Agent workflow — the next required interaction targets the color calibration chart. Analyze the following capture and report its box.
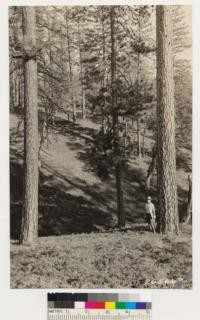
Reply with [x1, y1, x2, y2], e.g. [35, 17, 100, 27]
[48, 293, 152, 320]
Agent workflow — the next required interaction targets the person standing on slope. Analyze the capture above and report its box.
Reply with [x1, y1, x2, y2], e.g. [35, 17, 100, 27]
[145, 196, 156, 233]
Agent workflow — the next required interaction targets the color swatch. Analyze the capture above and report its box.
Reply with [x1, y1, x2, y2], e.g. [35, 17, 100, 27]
[48, 293, 152, 320]
[47, 292, 152, 310]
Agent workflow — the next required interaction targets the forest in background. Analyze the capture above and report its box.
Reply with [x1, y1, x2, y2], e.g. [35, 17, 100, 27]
[10, 5, 192, 145]
[10, 6, 192, 288]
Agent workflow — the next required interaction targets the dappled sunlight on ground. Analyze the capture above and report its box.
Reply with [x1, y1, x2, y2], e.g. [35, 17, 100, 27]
[10, 112, 192, 288]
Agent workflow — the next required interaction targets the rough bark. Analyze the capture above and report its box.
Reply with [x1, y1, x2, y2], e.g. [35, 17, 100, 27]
[47, 22, 55, 125]
[156, 5, 179, 234]
[20, 6, 38, 243]
[110, 6, 125, 229]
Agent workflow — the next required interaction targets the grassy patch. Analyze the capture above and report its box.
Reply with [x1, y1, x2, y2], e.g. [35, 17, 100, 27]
[11, 226, 192, 289]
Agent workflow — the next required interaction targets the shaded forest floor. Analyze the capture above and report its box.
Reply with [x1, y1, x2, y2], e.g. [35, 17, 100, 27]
[10, 111, 192, 288]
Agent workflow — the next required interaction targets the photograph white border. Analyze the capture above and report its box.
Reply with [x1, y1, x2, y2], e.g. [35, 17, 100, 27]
[1, 1, 199, 319]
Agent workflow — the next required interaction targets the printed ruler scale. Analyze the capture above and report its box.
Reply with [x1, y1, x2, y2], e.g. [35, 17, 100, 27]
[48, 309, 151, 320]
[48, 293, 152, 320]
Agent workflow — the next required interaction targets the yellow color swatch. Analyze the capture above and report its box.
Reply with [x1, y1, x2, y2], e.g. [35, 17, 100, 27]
[105, 302, 116, 309]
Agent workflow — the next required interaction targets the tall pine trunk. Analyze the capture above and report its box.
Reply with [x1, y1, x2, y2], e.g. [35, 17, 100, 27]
[20, 7, 38, 243]
[47, 23, 55, 125]
[101, 7, 106, 132]
[65, 10, 76, 123]
[136, 11, 142, 159]
[156, 6, 179, 234]
[110, 6, 125, 229]
[77, 19, 86, 119]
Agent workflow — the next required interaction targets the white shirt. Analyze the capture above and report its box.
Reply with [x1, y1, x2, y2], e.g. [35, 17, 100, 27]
[145, 202, 156, 219]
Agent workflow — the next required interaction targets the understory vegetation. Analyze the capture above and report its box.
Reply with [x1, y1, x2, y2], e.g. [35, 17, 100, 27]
[11, 225, 192, 289]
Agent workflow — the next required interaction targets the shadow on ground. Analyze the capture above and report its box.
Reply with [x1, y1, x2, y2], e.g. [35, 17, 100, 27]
[10, 157, 115, 239]
[10, 153, 147, 240]
[10, 113, 190, 239]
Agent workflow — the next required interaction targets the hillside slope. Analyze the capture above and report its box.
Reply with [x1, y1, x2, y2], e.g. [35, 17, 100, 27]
[10, 112, 192, 288]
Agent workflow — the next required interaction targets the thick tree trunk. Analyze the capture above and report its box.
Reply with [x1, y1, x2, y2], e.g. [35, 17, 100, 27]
[156, 6, 179, 234]
[20, 7, 38, 243]
[110, 6, 125, 229]
[47, 23, 55, 125]
[101, 8, 106, 132]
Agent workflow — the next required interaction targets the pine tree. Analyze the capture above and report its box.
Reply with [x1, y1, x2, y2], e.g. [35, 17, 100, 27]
[110, 6, 125, 229]
[156, 5, 179, 234]
[20, 6, 39, 243]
